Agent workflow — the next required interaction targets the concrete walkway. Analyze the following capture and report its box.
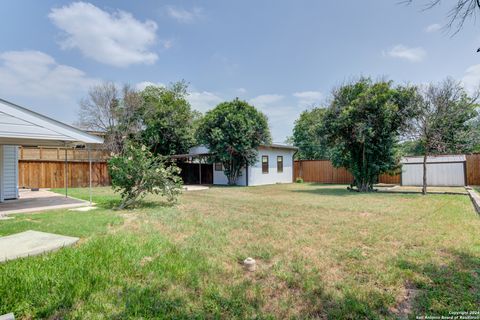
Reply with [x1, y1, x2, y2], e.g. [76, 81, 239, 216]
[0, 230, 79, 262]
[183, 185, 210, 191]
[0, 189, 89, 215]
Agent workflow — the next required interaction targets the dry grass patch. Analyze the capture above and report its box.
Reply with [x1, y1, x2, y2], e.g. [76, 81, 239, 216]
[1, 184, 479, 319]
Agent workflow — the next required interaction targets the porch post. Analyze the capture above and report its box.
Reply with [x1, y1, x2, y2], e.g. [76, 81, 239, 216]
[88, 144, 92, 206]
[199, 157, 202, 185]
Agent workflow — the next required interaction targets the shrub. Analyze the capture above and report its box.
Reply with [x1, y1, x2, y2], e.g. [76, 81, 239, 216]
[108, 142, 183, 209]
[296, 177, 304, 183]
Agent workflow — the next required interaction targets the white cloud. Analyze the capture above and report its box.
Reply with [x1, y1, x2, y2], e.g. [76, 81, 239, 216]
[462, 64, 480, 93]
[49, 2, 158, 67]
[425, 23, 442, 33]
[248, 94, 299, 143]
[135, 81, 165, 91]
[161, 39, 174, 49]
[385, 45, 426, 62]
[187, 91, 223, 112]
[293, 91, 323, 107]
[0, 50, 99, 123]
[249, 94, 284, 107]
[236, 88, 247, 94]
[0, 50, 97, 99]
[166, 6, 204, 23]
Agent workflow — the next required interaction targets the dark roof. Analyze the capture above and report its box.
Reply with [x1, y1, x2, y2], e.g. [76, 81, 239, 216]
[259, 144, 298, 151]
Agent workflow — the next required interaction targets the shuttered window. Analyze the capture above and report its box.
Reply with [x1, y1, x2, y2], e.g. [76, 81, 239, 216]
[262, 155, 269, 174]
[214, 163, 223, 171]
[277, 156, 283, 173]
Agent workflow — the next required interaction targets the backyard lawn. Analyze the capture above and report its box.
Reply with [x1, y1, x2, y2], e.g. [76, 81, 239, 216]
[0, 184, 479, 319]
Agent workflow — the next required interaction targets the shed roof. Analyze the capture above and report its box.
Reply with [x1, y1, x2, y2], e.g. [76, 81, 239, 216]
[0, 98, 103, 146]
[173, 144, 297, 159]
[401, 155, 466, 164]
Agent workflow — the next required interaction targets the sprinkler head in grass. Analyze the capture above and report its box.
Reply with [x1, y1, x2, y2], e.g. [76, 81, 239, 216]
[243, 257, 256, 272]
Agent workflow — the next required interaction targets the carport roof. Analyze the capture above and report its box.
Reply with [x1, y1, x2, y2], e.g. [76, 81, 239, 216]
[0, 98, 103, 146]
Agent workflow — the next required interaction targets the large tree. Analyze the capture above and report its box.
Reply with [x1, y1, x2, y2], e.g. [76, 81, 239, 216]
[292, 107, 330, 160]
[140, 81, 200, 156]
[196, 98, 271, 185]
[407, 78, 478, 194]
[77, 82, 142, 153]
[321, 78, 417, 192]
[405, 1, 480, 36]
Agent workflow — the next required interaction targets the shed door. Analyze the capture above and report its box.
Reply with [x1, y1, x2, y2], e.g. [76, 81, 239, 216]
[2, 145, 18, 199]
[402, 162, 465, 186]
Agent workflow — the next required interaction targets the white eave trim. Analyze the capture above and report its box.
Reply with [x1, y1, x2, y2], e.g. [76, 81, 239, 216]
[0, 98, 103, 145]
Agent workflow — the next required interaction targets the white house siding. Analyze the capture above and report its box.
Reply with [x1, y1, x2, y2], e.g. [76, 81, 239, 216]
[212, 146, 295, 186]
[0, 145, 19, 202]
[2, 145, 19, 199]
[401, 155, 466, 186]
[248, 147, 295, 186]
[213, 166, 247, 186]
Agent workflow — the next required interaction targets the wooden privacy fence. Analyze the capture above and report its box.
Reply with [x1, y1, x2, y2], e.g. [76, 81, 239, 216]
[466, 154, 480, 185]
[294, 160, 401, 185]
[18, 147, 111, 189]
[294, 155, 480, 185]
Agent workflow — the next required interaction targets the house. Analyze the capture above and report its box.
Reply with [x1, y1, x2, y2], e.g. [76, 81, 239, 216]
[174, 144, 298, 186]
[0, 98, 103, 202]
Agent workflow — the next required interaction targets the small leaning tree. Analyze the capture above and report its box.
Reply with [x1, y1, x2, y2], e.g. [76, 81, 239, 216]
[196, 98, 271, 185]
[408, 78, 479, 195]
[321, 78, 417, 192]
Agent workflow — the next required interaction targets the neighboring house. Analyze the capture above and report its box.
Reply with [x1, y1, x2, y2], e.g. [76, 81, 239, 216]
[174, 144, 298, 186]
[0, 98, 103, 202]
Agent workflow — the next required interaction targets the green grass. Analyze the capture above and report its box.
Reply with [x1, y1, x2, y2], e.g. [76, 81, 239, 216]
[0, 184, 479, 319]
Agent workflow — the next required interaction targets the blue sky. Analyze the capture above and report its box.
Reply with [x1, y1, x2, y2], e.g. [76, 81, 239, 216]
[0, 1, 479, 142]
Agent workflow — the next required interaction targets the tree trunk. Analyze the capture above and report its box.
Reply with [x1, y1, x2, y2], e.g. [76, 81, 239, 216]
[422, 152, 428, 195]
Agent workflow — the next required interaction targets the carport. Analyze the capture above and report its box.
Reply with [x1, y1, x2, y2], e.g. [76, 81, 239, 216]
[0, 98, 103, 211]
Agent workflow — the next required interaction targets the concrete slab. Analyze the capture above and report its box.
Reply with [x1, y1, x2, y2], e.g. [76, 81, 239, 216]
[0, 313, 15, 320]
[0, 230, 79, 262]
[183, 185, 209, 191]
[466, 187, 480, 214]
[0, 189, 89, 215]
[69, 206, 98, 212]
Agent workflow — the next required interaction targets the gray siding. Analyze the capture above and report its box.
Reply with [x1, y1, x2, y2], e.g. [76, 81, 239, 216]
[2, 145, 18, 199]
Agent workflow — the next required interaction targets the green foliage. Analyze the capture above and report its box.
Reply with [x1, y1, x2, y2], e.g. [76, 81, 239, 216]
[108, 142, 183, 209]
[140, 81, 200, 156]
[407, 79, 479, 194]
[196, 98, 271, 185]
[322, 78, 416, 192]
[293, 107, 330, 160]
[398, 140, 425, 156]
[295, 177, 304, 183]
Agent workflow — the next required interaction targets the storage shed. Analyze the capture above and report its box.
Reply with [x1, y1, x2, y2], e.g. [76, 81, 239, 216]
[401, 155, 466, 186]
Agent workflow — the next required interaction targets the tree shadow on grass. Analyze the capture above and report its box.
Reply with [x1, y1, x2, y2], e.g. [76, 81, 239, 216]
[394, 249, 480, 318]
[291, 185, 362, 197]
[96, 198, 174, 211]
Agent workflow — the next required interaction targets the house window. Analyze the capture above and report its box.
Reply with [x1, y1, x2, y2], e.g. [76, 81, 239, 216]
[215, 163, 223, 171]
[262, 155, 269, 174]
[277, 156, 283, 173]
